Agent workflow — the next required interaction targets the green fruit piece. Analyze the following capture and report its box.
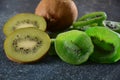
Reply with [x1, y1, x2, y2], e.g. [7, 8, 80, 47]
[72, 12, 107, 30]
[48, 39, 57, 56]
[85, 27, 120, 63]
[3, 13, 46, 36]
[4, 27, 51, 63]
[104, 20, 120, 33]
[55, 30, 94, 65]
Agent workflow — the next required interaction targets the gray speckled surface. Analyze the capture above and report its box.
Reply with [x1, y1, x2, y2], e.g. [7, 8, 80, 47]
[0, 0, 120, 80]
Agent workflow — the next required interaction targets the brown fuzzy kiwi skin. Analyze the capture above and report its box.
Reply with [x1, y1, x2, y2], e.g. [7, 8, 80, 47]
[35, 0, 78, 32]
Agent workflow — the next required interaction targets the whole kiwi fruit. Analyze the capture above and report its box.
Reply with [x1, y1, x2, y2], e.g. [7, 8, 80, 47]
[35, 0, 78, 32]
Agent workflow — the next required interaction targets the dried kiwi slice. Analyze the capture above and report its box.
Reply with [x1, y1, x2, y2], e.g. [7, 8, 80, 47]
[4, 27, 51, 63]
[104, 20, 120, 33]
[3, 13, 46, 36]
[85, 27, 120, 63]
[55, 30, 94, 65]
[48, 39, 57, 56]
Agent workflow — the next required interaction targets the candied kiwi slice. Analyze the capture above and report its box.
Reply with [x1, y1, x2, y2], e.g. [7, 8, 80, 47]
[48, 39, 57, 56]
[3, 13, 46, 36]
[4, 27, 51, 63]
[104, 20, 120, 33]
[85, 27, 120, 63]
[55, 30, 94, 65]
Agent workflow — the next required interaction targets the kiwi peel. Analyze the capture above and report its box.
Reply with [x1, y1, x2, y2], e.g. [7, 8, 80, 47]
[3, 13, 46, 36]
[55, 30, 94, 65]
[4, 27, 51, 63]
[35, 0, 78, 32]
[85, 27, 120, 63]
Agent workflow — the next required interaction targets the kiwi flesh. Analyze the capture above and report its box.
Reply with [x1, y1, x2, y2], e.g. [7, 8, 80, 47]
[85, 27, 120, 63]
[48, 39, 57, 56]
[4, 27, 51, 63]
[3, 13, 46, 36]
[104, 20, 120, 33]
[55, 30, 94, 65]
[35, 0, 78, 32]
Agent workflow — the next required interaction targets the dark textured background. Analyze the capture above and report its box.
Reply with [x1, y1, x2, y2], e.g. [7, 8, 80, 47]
[0, 0, 120, 80]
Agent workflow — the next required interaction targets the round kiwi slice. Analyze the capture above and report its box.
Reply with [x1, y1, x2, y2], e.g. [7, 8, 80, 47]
[104, 20, 120, 33]
[3, 13, 46, 36]
[4, 27, 51, 63]
[55, 30, 94, 65]
[48, 39, 57, 56]
[85, 27, 120, 63]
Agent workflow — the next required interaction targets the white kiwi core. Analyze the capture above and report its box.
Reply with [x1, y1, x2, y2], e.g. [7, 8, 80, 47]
[17, 40, 37, 49]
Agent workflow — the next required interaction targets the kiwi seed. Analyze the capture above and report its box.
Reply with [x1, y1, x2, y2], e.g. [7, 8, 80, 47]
[12, 35, 42, 54]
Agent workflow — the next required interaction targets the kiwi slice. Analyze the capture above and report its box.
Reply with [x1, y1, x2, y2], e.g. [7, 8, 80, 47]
[48, 39, 57, 56]
[3, 13, 46, 36]
[55, 30, 94, 65]
[104, 20, 120, 33]
[4, 27, 51, 63]
[85, 27, 120, 63]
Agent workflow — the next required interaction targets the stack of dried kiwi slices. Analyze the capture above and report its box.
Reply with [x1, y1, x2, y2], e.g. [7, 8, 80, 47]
[3, 13, 51, 63]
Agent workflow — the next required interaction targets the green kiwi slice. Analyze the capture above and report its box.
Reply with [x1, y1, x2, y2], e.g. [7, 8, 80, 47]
[3, 13, 46, 36]
[4, 27, 51, 63]
[48, 39, 57, 56]
[85, 27, 120, 63]
[55, 30, 94, 65]
[104, 20, 120, 33]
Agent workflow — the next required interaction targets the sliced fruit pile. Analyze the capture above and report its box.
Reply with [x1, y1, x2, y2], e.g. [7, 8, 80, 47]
[3, 13, 51, 63]
[2, 0, 120, 65]
[48, 11, 120, 65]
[3, 11, 120, 65]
